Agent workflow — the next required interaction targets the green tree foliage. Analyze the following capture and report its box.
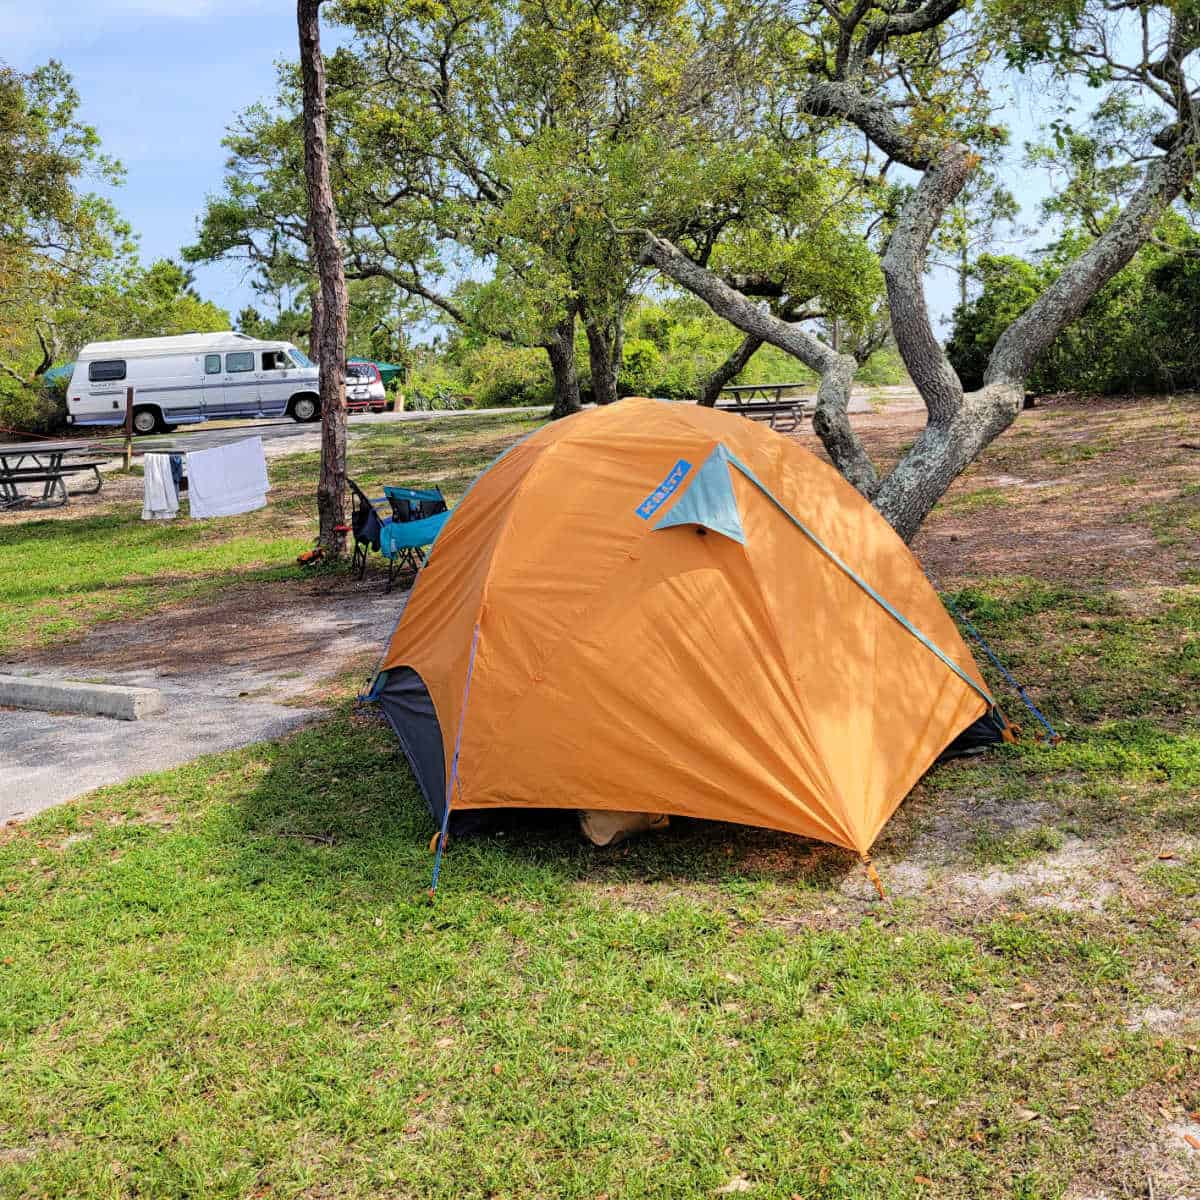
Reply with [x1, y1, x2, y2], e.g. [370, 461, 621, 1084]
[0, 61, 131, 402]
[946, 255, 1042, 392]
[238, 277, 414, 366]
[190, 0, 885, 413]
[0, 62, 228, 432]
[96, 260, 228, 343]
[411, 297, 905, 406]
[949, 88, 1200, 397]
[948, 227, 1200, 396]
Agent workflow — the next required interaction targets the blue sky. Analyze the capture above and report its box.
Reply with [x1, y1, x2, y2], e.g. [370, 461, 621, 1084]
[2, 0, 331, 321]
[4, 0, 1062, 337]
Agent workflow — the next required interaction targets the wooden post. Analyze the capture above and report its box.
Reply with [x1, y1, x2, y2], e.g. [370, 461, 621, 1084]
[123, 387, 133, 472]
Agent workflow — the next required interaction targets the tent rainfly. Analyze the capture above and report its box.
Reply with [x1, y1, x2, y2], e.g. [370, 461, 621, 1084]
[369, 397, 1006, 872]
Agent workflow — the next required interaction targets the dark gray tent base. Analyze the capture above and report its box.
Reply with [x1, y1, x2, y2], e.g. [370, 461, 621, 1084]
[375, 668, 447, 824]
[937, 709, 1008, 760]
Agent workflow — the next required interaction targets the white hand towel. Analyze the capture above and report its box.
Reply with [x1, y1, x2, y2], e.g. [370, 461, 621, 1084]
[141, 453, 179, 520]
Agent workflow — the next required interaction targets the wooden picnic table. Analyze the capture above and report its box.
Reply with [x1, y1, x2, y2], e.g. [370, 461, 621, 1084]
[714, 383, 812, 432]
[0, 439, 117, 510]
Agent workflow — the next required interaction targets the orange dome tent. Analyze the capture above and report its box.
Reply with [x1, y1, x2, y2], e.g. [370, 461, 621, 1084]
[370, 397, 1004, 863]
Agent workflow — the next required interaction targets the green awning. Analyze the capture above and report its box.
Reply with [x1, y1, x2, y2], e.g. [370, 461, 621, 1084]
[349, 358, 405, 386]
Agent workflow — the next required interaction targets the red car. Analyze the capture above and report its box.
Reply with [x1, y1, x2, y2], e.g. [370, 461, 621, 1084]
[345, 362, 388, 413]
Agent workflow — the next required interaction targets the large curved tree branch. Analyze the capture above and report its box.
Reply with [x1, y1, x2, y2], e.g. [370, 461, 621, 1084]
[853, 0, 965, 72]
[803, 81, 931, 168]
[697, 333, 763, 406]
[869, 135, 1199, 541]
[347, 260, 467, 326]
[881, 142, 974, 422]
[32, 319, 57, 380]
[632, 227, 880, 496]
[986, 138, 1197, 386]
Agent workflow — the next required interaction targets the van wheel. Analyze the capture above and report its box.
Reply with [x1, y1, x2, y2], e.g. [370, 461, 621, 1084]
[132, 407, 164, 435]
[290, 395, 320, 423]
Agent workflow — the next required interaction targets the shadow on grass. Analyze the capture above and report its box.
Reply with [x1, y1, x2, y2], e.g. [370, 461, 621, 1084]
[227, 708, 862, 908]
[226, 700, 1200, 914]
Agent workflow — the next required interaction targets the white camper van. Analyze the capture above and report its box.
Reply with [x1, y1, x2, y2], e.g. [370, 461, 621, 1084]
[65, 332, 322, 434]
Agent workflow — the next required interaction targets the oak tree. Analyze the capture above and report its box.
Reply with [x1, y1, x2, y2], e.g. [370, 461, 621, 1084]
[633, 0, 1200, 540]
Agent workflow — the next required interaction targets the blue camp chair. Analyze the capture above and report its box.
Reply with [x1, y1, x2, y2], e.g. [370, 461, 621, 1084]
[380, 485, 451, 591]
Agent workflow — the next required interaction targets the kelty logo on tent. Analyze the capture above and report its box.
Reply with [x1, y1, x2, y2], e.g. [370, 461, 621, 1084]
[635, 459, 692, 519]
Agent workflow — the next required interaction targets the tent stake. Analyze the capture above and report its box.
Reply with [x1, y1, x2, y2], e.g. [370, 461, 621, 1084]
[861, 855, 887, 902]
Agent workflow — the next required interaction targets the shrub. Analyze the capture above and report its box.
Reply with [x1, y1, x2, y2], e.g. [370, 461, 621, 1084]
[0, 378, 67, 436]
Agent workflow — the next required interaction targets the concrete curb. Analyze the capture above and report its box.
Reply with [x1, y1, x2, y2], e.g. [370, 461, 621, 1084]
[0, 674, 165, 721]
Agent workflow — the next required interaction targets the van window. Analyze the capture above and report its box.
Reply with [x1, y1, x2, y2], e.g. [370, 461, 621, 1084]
[290, 347, 314, 368]
[205, 354, 222, 375]
[88, 360, 126, 383]
[226, 352, 254, 373]
[261, 350, 288, 371]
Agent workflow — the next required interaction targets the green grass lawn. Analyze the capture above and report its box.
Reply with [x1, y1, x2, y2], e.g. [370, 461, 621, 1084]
[0, 413, 540, 655]
[0, 694, 1193, 1200]
[1, 400, 1198, 1198]
[0, 651, 1196, 1198]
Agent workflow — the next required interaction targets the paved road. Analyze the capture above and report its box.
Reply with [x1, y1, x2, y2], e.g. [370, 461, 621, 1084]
[52, 390, 887, 458]
[132, 405, 551, 454]
[0, 688, 316, 824]
[0, 589, 403, 824]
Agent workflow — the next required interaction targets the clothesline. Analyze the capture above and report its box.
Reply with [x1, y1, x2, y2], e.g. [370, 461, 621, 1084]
[141, 437, 270, 522]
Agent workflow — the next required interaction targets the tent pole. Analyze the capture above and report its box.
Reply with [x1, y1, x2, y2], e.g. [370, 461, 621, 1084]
[429, 621, 482, 899]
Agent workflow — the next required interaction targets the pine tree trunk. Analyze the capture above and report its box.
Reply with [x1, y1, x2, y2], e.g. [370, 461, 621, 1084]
[298, 0, 349, 557]
[546, 311, 582, 419]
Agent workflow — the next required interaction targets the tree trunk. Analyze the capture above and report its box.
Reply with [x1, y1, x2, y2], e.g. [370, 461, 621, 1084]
[869, 381, 1023, 540]
[298, 0, 349, 558]
[546, 311, 582, 420]
[698, 334, 762, 406]
[585, 320, 619, 405]
[309, 276, 323, 357]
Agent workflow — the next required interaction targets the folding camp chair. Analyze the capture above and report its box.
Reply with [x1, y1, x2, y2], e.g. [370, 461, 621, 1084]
[384, 485, 448, 525]
[348, 478, 391, 580]
[381, 485, 451, 592]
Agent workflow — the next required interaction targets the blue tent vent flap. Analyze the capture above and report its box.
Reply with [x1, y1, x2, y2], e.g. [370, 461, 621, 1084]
[653, 443, 745, 544]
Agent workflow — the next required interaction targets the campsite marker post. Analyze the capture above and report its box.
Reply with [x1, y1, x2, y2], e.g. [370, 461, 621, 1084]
[123, 387, 134, 472]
